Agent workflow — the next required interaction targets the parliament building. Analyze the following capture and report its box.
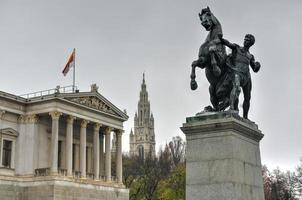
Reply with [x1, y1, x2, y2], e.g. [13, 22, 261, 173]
[0, 84, 129, 200]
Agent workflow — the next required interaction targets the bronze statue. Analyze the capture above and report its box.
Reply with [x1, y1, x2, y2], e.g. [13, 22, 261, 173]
[190, 7, 227, 112]
[217, 34, 260, 119]
[190, 7, 260, 119]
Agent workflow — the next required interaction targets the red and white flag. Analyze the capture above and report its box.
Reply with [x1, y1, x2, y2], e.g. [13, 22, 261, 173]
[62, 49, 75, 76]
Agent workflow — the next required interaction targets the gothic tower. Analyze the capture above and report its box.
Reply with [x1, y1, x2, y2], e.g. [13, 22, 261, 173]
[129, 74, 156, 159]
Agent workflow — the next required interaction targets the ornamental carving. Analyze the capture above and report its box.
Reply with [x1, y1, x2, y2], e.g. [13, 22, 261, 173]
[0, 128, 19, 137]
[18, 114, 39, 123]
[68, 97, 115, 115]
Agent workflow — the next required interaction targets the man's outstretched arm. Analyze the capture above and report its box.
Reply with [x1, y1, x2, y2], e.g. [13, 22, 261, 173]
[218, 35, 237, 50]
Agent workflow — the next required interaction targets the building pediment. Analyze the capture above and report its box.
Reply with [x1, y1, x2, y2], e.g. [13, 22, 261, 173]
[0, 128, 19, 137]
[68, 96, 115, 114]
[63, 94, 127, 120]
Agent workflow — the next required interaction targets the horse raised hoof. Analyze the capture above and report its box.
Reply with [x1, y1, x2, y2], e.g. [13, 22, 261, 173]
[190, 79, 198, 90]
[213, 65, 221, 77]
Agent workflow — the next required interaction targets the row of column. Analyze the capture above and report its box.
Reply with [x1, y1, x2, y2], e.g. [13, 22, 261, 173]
[49, 111, 123, 184]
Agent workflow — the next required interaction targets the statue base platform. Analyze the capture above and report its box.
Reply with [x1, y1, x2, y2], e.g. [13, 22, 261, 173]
[181, 111, 265, 200]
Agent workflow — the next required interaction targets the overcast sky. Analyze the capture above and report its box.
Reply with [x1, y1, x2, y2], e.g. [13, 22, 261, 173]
[0, 0, 301, 171]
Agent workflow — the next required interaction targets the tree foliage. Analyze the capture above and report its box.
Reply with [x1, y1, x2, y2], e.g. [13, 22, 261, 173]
[123, 136, 186, 200]
[262, 161, 302, 200]
[123, 135, 302, 200]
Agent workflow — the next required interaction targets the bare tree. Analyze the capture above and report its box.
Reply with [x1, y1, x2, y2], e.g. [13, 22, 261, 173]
[295, 159, 302, 198]
[262, 166, 299, 200]
[168, 136, 185, 167]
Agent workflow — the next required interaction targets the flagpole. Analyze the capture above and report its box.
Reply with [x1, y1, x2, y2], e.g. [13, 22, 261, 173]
[73, 48, 76, 92]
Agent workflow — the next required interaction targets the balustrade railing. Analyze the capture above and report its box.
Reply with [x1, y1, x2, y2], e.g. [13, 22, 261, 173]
[111, 176, 116, 182]
[19, 85, 77, 99]
[35, 168, 50, 176]
[58, 168, 67, 176]
[73, 171, 81, 179]
[33, 168, 118, 183]
[86, 172, 94, 179]
[99, 175, 106, 181]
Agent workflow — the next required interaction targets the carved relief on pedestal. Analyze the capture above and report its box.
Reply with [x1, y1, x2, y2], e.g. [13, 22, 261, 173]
[68, 97, 115, 115]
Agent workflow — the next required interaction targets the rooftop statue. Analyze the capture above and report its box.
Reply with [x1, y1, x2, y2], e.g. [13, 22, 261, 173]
[190, 7, 260, 119]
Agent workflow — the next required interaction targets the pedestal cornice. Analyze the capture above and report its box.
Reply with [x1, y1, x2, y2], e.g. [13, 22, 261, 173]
[181, 111, 264, 142]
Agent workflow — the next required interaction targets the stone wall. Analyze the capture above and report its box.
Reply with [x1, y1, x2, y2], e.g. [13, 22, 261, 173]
[0, 183, 23, 200]
[52, 185, 128, 200]
[0, 178, 129, 200]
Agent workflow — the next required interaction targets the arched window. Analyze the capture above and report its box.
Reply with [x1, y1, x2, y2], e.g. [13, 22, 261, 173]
[140, 110, 143, 124]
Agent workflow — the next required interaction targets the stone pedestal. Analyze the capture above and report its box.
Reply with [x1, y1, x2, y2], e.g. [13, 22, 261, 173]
[181, 111, 265, 200]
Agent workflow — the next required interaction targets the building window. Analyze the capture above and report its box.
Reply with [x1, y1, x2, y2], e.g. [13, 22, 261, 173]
[0, 128, 18, 169]
[140, 110, 143, 124]
[138, 145, 144, 160]
[2, 140, 12, 168]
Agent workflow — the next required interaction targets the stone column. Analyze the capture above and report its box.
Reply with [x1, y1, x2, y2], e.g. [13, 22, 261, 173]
[93, 123, 101, 179]
[180, 111, 265, 200]
[27, 115, 39, 172]
[80, 120, 89, 178]
[116, 130, 123, 184]
[49, 111, 62, 174]
[66, 115, 75, 176]
[105, 127, 112, 182]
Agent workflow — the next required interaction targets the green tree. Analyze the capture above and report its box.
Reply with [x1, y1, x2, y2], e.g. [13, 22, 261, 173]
[123, 136, 185, 200]
[157, 163, 185, 200]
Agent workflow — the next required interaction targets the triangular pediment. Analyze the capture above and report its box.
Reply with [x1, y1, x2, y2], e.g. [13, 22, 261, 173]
[62, 94, 128, 120]
[0, 128, 19, 137]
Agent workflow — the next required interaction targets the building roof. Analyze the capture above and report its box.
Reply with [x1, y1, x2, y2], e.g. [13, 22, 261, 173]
[0, 85, 128, 122]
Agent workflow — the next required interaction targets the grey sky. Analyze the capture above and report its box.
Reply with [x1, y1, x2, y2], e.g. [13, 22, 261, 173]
[0, 0, 301, 171]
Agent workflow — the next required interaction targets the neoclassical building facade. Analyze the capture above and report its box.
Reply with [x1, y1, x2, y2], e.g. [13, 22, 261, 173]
[0, 84, 128, 200]
[129, 74, 156, 159]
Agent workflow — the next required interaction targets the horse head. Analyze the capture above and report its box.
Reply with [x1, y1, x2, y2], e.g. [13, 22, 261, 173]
[199, 7, 220, 32]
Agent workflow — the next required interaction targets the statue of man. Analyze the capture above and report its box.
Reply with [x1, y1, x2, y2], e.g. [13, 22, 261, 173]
[217, 34, 260, 119]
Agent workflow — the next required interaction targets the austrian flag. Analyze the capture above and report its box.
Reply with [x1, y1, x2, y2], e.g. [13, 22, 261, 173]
[62, 49, 75, 76]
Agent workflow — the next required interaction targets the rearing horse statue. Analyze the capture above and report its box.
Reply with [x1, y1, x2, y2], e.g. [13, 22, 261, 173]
[190, 7, 227, 111]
